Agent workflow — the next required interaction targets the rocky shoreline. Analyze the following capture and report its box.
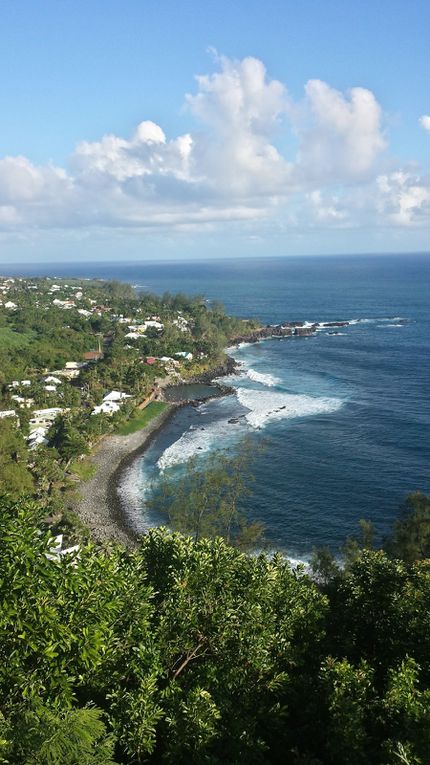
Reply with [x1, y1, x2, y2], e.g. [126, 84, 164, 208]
[70, 406, 176, 546]
[70, 356, 239, 545]
[228, 319, 351, 345]
[71, 317, 353, 545]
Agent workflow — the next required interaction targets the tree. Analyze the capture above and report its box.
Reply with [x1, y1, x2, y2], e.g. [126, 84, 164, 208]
[50, 416, 89, 463]
[147, 440, 264, 548]
[0, 419, 33, 494]
[4, 704, 118, 765]
[384, 492, 430, 562]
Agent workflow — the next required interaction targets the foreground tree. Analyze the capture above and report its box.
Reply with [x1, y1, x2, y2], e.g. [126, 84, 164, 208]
[384, 492, 430, 562]
[147, 440, 264, 548]
[1, 493, 430, 764]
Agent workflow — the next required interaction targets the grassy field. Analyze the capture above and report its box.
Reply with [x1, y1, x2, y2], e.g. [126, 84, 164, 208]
[115, 401, 169, 436]
[0, 327, 34, 349]
[69, 459, 98, 481]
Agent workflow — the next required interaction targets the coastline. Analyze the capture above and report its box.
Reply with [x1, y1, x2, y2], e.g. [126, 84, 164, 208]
[70, 405, 176, 546]
[71, 322, 326, 547]
[70, 355, 239, 545]
[71, 317, 332, 545]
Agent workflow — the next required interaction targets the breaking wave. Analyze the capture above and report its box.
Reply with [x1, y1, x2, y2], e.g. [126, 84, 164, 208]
[348, 316, 408, 325]
[157, 419, 246, 471]
[245, 367, 281, 387]
[236, 388, 343, 429]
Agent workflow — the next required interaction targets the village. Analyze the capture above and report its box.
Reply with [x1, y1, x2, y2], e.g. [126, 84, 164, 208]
[0, 275, 209, 455]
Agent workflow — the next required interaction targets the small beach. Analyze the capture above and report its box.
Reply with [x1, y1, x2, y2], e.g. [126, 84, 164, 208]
[71, 405, 175, 546]
[71, 365, 236, 544]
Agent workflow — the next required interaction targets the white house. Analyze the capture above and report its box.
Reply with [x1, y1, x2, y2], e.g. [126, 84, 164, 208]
[11, 395, 34, 408]
[103, 391, 131, 403]
[0, 410, 17, 419]
[91, 401, 121, 416]
[45, 375, 62, 384]
[174, 352, 193, 361]
[28, 427, 49, 449]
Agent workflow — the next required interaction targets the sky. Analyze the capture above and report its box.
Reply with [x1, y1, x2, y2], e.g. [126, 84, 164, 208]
[1, 0, 430, 263]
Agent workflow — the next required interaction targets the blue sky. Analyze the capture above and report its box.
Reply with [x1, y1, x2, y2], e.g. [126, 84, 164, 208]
[1, 0, 430, 262]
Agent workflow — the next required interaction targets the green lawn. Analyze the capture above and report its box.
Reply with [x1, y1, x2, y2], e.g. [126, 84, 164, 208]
[69, 459, 97, 481]
[115, 401, 169, 436]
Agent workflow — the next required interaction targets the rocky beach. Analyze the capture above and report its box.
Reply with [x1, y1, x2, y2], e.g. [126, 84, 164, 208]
[71, 317, 361, 544]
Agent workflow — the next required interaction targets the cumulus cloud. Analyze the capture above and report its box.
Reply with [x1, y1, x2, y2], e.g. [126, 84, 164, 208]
[419, 115, 430, 132]
[375, 171, 430, 225]
[294, 80, 386, 184]
[0, 53, 428, 239]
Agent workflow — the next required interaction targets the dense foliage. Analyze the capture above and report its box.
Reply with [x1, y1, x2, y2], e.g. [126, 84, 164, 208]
[1, 495, 430, 764]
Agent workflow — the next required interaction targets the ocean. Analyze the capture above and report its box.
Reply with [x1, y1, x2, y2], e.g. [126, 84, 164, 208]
[4, 254, 430, 560]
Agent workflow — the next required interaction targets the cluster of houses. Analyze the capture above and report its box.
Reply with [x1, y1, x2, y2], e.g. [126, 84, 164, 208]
[0, 276, 204, 449]
[0, 277, 18, 309]
[28, 407, 66, 449]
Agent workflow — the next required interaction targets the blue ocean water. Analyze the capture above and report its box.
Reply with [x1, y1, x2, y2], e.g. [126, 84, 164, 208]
[4, 255, 430, 558]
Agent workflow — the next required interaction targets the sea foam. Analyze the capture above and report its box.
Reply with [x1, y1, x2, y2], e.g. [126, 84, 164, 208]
[157, 418, 246, 471]
[245, 367, 281, 387]
[236, 388, 343, 429]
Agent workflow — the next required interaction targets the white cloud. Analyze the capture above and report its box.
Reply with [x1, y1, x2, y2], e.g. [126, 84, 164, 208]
[419, 115, 430, 132]
[293, 80, 386, 184]
[375, 171, 430, 225]
[0, 54, 429, 241]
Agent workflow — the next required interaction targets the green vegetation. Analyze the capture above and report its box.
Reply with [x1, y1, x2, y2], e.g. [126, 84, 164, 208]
[69, 458, 98, 481]
[0, 326, 33, 349]
[3, 276, 430, 763]
[0, 276, 251, 533]
[1, 494, 430, 764]
[115, 401, 169, 435]
[148, 441, 264, 548]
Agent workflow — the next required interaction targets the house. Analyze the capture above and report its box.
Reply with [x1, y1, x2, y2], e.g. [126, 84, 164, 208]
[44, 385, 57, 392]
[5, 301, 17, 309]
[143, 320, 164, 331]
[11, 395, 34, 408]
[83, 351, 103, 361]
[28, 426, 48, 438]
[91, 401, 121, 416]
[103, 391, 131, 402]
[30, 408, 64, 429]
[159, 356, 180, 368]
[45, 375, 62, 384]
[52, 298, 76, 309]
[0, 410, 17, 419]
[146, 357, 157, 365]
[173, 316, 190, 332]
[57, 368, 80, 379]
[46, 534, 80, 562]
[28, 427, 49, 449]
[174, 352, 193, 361]
[32, 407, 63, 419]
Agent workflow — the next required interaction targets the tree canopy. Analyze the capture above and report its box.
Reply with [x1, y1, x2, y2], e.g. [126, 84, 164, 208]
[1, 494, 430, 764]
